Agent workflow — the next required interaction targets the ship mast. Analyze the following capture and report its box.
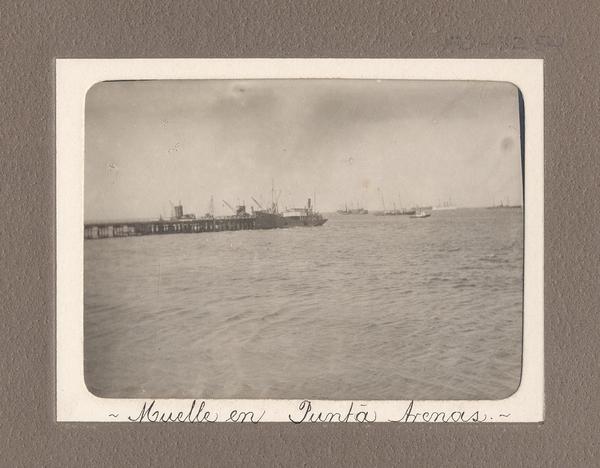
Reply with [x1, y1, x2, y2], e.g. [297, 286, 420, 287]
[271, 178, 275, 213]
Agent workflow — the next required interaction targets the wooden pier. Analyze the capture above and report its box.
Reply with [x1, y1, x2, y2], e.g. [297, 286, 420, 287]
[84, 216, 257, 240]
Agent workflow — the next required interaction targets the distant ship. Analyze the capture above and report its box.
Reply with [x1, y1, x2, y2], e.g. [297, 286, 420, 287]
[374, 191, 416, 216]
[433, 199, 457, 211]
[486, 197, 521, 209]
[337, 203, 369, 215]
[374, 208, 416, 216]
[487, 204, 521, 209]
[373, 203, 416, 216]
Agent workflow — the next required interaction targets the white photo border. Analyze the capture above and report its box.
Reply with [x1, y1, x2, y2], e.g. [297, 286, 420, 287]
[56, 59, 543, 423]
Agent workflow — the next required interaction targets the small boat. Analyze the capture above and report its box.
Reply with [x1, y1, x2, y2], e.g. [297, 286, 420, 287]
[410, 210, 431, 219]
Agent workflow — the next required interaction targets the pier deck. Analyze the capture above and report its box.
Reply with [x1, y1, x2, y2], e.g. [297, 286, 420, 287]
[84, 216, 257, 240]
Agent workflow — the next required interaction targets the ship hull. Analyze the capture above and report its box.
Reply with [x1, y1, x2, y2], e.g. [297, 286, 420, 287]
[339, 210, 368, 215]
[254, 211, 327, 229]
[281, 215, 327, 227]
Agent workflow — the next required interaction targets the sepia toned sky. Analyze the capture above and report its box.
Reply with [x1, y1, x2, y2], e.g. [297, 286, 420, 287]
[85, 79, 522, 221]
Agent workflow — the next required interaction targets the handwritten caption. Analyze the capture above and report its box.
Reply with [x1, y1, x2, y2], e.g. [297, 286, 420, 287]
[124, 399, 500, 423]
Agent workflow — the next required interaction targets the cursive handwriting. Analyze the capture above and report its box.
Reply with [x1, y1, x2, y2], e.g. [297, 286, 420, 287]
[225, 409, 265, 423]
[288, 400, 376, 423]
[128, 400, 218, 423]
[388, 400, 486, 423]
[124, 399, 494, 423]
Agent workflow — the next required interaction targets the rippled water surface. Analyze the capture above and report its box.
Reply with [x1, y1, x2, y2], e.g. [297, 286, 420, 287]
[85, 208, 523, 399]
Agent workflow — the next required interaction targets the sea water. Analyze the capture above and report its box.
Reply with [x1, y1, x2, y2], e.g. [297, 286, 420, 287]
[84, 208, 523, 400]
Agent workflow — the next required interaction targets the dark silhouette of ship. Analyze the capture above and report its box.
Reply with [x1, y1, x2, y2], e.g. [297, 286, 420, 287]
[254, 198, 327, 228]
[337, 203, 369, 215]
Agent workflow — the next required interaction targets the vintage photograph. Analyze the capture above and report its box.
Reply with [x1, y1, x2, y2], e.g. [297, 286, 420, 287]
[83, 78, 523, 400]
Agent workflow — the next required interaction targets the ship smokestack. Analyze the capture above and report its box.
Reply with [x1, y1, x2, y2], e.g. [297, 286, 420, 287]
[307, 198, 311, 209]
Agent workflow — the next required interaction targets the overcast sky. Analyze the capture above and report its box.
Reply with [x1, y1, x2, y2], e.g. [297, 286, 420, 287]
[85, 79, 522, 221]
